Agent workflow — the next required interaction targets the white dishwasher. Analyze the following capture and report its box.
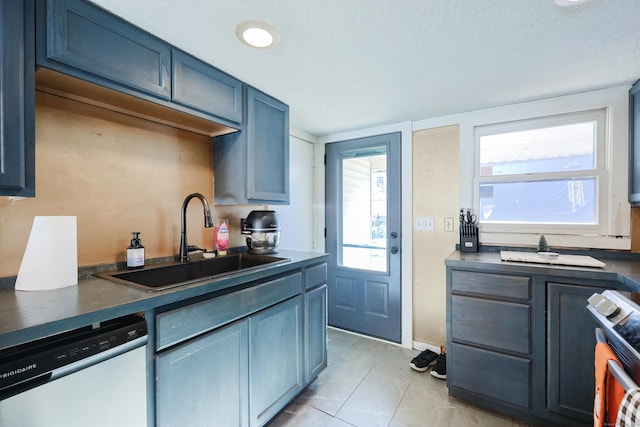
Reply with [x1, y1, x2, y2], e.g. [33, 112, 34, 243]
[0, 314, 148, 427]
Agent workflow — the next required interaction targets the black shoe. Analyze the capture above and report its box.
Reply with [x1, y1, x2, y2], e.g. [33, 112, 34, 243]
[430, 354, 446, 379]
[410, 349, 438, 372]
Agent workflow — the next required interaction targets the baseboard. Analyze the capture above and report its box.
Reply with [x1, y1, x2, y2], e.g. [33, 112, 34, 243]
[412, 340, 443, 354]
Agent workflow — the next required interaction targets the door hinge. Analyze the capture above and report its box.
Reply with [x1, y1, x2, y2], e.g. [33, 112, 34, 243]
[324, 154, 327, 165]
[324, 228, 327, 238]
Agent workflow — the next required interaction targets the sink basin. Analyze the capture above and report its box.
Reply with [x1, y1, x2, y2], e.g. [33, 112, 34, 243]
[96, 253, 290, 291]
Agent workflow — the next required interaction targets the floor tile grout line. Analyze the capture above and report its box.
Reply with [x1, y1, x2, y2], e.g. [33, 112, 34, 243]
[386, 380, 412, 427]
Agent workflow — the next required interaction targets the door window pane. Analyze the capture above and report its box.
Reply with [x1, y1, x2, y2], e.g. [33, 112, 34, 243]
[341, 154, 387, 272]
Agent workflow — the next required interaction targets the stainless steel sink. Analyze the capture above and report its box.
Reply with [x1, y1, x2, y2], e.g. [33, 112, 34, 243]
[96, 253, 290, 291]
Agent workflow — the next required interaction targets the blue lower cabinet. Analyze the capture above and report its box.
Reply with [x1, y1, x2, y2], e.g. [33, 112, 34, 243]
[250, 296, 303, 426]
[305, 284, 327, 382]
[156, 319, 249, 427]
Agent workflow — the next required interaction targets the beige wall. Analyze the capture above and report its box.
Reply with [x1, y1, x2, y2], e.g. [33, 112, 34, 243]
[412, 125, 460, 347]
[0, 92, 221, 277]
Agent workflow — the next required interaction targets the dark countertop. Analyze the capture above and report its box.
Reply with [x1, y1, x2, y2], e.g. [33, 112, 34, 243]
[0, 250, 329, 350]
[445, 250, 640, 291]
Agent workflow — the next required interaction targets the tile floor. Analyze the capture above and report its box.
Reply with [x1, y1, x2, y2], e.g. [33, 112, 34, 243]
[268, 328, 532, 427]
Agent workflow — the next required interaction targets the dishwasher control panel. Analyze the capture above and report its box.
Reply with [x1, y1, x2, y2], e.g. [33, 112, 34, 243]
[0, 314, 147, 396]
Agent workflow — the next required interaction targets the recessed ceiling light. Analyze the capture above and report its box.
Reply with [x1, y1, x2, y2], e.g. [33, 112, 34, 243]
[554, 0, 591, 6]
[236, 21, 279, 49]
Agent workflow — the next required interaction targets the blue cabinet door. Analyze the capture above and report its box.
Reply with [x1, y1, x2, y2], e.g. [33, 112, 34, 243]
[246, 87, 290, 203]
[305, 284, 327, 382]
[156, 319, 249, 427]
[0, 0, 35, 196]
[546, 281, 611, 423]
[214, 87, 290, 204]
[250, 296, 303, 426]
[172, 49, 243, 125]
[39, 0, 171, 99]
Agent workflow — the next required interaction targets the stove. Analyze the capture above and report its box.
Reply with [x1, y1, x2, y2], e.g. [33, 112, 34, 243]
[587, 290, 640, 384]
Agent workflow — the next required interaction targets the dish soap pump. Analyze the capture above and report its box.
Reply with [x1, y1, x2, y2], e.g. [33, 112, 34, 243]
[127, 232, 145, 268]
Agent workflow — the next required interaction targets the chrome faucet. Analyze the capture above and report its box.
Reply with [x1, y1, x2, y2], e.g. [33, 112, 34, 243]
[180, 193, 214, 262]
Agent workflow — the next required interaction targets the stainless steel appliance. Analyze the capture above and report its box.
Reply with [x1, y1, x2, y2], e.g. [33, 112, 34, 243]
[242, 210, 281, 254]
[0, 314, 148, 427]
[588, 290, 640, 384]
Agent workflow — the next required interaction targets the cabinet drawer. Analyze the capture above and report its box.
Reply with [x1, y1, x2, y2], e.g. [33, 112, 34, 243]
[305, 263, 327, 290]
[156, 272, 302, 350]
[451, 295, 531, 354]
[451, 270, 530, 300]
[450, 342, 531, 409]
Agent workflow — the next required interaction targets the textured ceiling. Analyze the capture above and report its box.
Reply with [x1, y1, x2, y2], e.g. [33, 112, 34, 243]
[89, 0, 640, 137]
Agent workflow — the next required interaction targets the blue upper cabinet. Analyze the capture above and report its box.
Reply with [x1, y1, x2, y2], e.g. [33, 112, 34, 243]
[215, 87, 290, 205]
[172, 49, 243, 125]
[36, 0, 242, 132]
[38, 0, 171, 100]
[0, 0, 35, 197]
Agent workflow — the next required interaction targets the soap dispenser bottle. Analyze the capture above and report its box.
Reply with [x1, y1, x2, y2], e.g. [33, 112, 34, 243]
[127, 232, 145, 268]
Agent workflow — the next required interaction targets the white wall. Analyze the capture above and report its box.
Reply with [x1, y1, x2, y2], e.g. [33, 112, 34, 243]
[277, 135, 315, 252]
[413, 85, 631, 250]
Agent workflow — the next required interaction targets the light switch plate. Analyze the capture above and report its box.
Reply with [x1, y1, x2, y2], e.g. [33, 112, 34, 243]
[416, 216, 434, 231]
[444, 217, 454, 232]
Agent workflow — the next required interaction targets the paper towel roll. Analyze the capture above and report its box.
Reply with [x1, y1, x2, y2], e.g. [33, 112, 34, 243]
[15, 216, 78, 291]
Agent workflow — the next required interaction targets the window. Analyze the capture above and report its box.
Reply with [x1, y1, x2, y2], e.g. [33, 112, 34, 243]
[474, 109, 606, 235]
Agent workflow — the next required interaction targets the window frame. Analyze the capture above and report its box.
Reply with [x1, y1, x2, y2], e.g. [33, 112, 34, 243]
[473, 108, 608, 236]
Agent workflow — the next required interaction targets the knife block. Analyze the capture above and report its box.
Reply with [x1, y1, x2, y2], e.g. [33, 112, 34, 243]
[460, 227, 478, 252]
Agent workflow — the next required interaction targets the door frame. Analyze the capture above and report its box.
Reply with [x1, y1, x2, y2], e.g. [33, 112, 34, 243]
[316, 122, 413, 348]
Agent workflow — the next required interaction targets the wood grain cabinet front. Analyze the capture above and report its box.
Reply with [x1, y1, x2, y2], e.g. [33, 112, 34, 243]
[448, 269, 534, 412]
[156, 319, 250, 427]
[172, 49, 243, 125]
[154, 267, 326, 426]
[447, 263, 627, 426]
[38, 0, 171, 99]
[214, 87, 290, 205]
[0, 0, 35, 196]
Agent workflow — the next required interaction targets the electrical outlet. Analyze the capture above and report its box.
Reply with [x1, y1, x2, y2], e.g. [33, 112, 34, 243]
[444, 217, 454, 232]
[416, 216, 434, 231]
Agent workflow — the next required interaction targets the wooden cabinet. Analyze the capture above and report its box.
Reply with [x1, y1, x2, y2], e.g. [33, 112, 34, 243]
[154, 267, 324, 426]
[448, 270, 534, 411]
[305, 284, 327, 382]
[156, 319, 249, 427]
[546, 281, 612, 423]
[38, 0, 171, 99]
[172, 49, 243, 125]
[250, 296, 303, 426]
[214, 87, 290, 205]
[630, 79, 640, 205]
[36, 0, 243, 131]
[447, 263, 624, 426]
[0, 0, 35, 196]
[304, 263, 328, 383]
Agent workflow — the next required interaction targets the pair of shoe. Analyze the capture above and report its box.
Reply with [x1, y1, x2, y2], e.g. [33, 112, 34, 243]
[409, 349, 446, 379]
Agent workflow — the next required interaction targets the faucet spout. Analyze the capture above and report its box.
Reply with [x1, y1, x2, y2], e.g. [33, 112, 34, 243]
[180, 193, 214, 262]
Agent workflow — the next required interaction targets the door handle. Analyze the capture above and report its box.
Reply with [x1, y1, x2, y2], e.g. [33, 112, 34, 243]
[390, 246, 399, 254]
